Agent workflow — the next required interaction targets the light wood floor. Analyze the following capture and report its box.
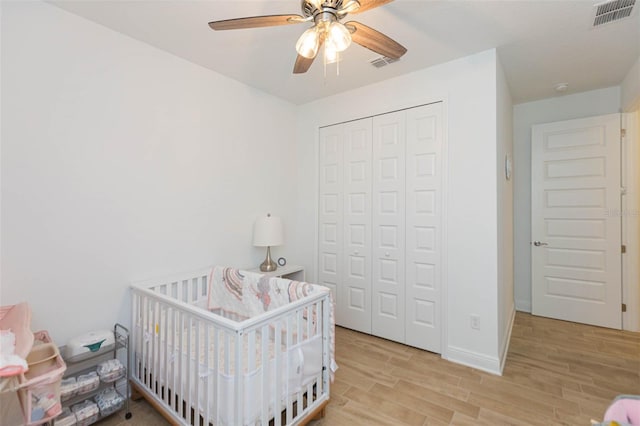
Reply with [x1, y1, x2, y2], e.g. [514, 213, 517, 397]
[107, 312, 639, 425]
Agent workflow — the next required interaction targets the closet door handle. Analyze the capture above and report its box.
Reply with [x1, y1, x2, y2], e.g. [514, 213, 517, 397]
[533, 241, 548, 246]
[354, 250, 359, 255]
[385, 252, 390, 257]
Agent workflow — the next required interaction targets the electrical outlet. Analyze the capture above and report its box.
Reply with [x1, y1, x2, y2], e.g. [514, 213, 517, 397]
[470, 315, 480, 330]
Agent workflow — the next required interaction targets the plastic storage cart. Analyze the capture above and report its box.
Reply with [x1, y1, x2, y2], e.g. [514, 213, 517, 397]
[58, 324, 132, 425]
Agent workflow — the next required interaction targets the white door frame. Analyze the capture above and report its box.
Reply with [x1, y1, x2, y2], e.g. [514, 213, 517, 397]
[622, 111, 640, 332]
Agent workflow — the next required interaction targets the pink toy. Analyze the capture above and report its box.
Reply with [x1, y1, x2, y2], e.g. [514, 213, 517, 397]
[604, 395, 640, 425]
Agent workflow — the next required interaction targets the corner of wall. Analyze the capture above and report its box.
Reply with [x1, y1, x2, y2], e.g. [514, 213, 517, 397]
[621, 55, 640, 112]
[444, 346, 503, 376]
[498, 303, 516, 374]
[515, 298, 532, 313]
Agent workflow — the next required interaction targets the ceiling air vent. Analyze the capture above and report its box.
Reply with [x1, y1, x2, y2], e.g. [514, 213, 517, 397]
[592, 0, 636, 27]
[370, 56, 400, 68]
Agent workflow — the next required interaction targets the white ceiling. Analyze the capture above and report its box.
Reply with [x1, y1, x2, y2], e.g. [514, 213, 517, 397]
[48, 0, 640, 105]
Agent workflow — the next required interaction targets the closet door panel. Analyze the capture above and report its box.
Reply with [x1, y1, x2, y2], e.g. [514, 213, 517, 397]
[405, 103, 443, 353]
[372, 111, 406, 342]
[342, 118, 373, 333]
[318, 126, 343, 315]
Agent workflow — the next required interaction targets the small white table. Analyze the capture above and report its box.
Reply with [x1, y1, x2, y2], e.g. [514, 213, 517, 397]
[248, 264, 305, 281]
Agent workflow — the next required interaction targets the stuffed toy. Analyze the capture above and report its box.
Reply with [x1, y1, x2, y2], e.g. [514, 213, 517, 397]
[592, 395, 640, 426]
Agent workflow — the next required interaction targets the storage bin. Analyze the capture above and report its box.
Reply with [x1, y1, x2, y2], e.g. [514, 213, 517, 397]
[94, 387, 124, 417]
[96, 359, 125, 383]
[75, 371, 99, 394]
[17, 330, 66, 425]
[71, 399, 99, 426]
[55, 407, 77, 426]
[60, 376, 79, 401]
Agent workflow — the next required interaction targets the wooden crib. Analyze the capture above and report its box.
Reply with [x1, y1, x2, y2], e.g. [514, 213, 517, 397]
[130, 267, 333, 426]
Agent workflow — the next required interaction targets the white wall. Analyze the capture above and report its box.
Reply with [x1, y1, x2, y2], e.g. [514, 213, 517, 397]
[496, 57, 514, 370]
[512, 87, 621, 312]
[621, 55, 640, 112]
[1, 1, 298, 344]
[295, 49, 505, 373]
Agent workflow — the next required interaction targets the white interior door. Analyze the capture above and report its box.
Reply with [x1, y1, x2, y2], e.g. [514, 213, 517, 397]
[531, 113, 622, 329]
[318, 125, 343, 314]
[342, 118, 373, 333]
[372, 111, 406, 342]
[405, 103, 443, 352]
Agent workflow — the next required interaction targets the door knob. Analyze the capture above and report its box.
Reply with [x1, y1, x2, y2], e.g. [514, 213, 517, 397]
[385, 252, 390, 257]
[354, 250, 359, 255]
[533, 241, 548, 246]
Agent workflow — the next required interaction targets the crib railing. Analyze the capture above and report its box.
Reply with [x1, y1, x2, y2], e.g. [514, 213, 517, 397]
[131, 275, 331, 426]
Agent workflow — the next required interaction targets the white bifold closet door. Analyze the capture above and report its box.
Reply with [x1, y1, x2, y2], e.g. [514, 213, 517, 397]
[372, 111, 406, 341]
[342, 119, 373, 333]
[318, 125, 343, 312]
[318, 118, 372, 333]
[404, 104, 443, 353]
[318, 102, 443, 352]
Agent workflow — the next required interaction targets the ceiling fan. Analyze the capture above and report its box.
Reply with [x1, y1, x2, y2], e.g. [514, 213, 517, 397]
[208, 0, 407, 74]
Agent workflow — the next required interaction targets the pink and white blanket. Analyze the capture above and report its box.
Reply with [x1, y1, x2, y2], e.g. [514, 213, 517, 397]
[207, 266, 337, 379]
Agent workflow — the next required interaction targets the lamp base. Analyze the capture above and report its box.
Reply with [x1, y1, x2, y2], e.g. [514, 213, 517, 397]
[260, 246, 277, 272]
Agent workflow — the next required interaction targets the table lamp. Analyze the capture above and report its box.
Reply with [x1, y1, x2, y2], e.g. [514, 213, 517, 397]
[253, 213, 284, 272]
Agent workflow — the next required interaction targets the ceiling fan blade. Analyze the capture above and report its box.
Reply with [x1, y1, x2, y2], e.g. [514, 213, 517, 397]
[345, 21, 407, 59]
[208, 15, 304, 31]
[350, 0, 394, 14]
[293, 54, 316, 74]
[293, 36, 325, 74]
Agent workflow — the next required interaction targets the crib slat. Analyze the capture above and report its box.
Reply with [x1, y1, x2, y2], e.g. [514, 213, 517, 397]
[248, 329, 255, 375]
[154, 301, 160, 396]
[234, 329, 243, 426]
[203, 322, 211, 424]
[177, 311, 184, 418]
[171, 307, 178, 412]
[185, 315, 192, 425]
[162, 305, 169, 408]
[286, 313, 293, 425]
[194, 318, 200, 426]
[213, 327, 220, 425]
[323, 296, 330, 397]
[295, 307, 304, 421]
[274, 320, 282, 426]
[261, 324, 269, 426]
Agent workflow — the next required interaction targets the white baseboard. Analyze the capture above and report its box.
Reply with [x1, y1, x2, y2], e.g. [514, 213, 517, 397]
[444, 346, 502, 376]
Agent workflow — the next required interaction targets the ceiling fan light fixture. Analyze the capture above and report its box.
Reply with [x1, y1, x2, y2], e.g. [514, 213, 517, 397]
[324, 39, 339, 64]
[296, 26, 321, 58]
[340, 0, 361, 14]
[327, 21, 352, 52]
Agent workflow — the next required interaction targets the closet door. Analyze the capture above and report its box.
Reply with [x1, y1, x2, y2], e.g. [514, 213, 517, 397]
[318, 125, 343, 316]
[372, 111, 406, 342]
[405, 103, 443, 353]
[342, 118, 373, 333]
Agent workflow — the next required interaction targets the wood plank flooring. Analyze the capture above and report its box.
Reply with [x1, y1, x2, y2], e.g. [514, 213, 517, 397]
[108, 312, 639, 425]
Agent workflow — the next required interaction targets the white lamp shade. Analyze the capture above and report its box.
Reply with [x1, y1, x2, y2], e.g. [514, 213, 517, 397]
[327, 22, 351, 52]
[296, 27, 320, 59]
[253, 215, 284, 247]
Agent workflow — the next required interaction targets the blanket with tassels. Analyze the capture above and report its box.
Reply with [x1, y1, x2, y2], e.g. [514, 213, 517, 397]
[207, 266, 337, 381]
